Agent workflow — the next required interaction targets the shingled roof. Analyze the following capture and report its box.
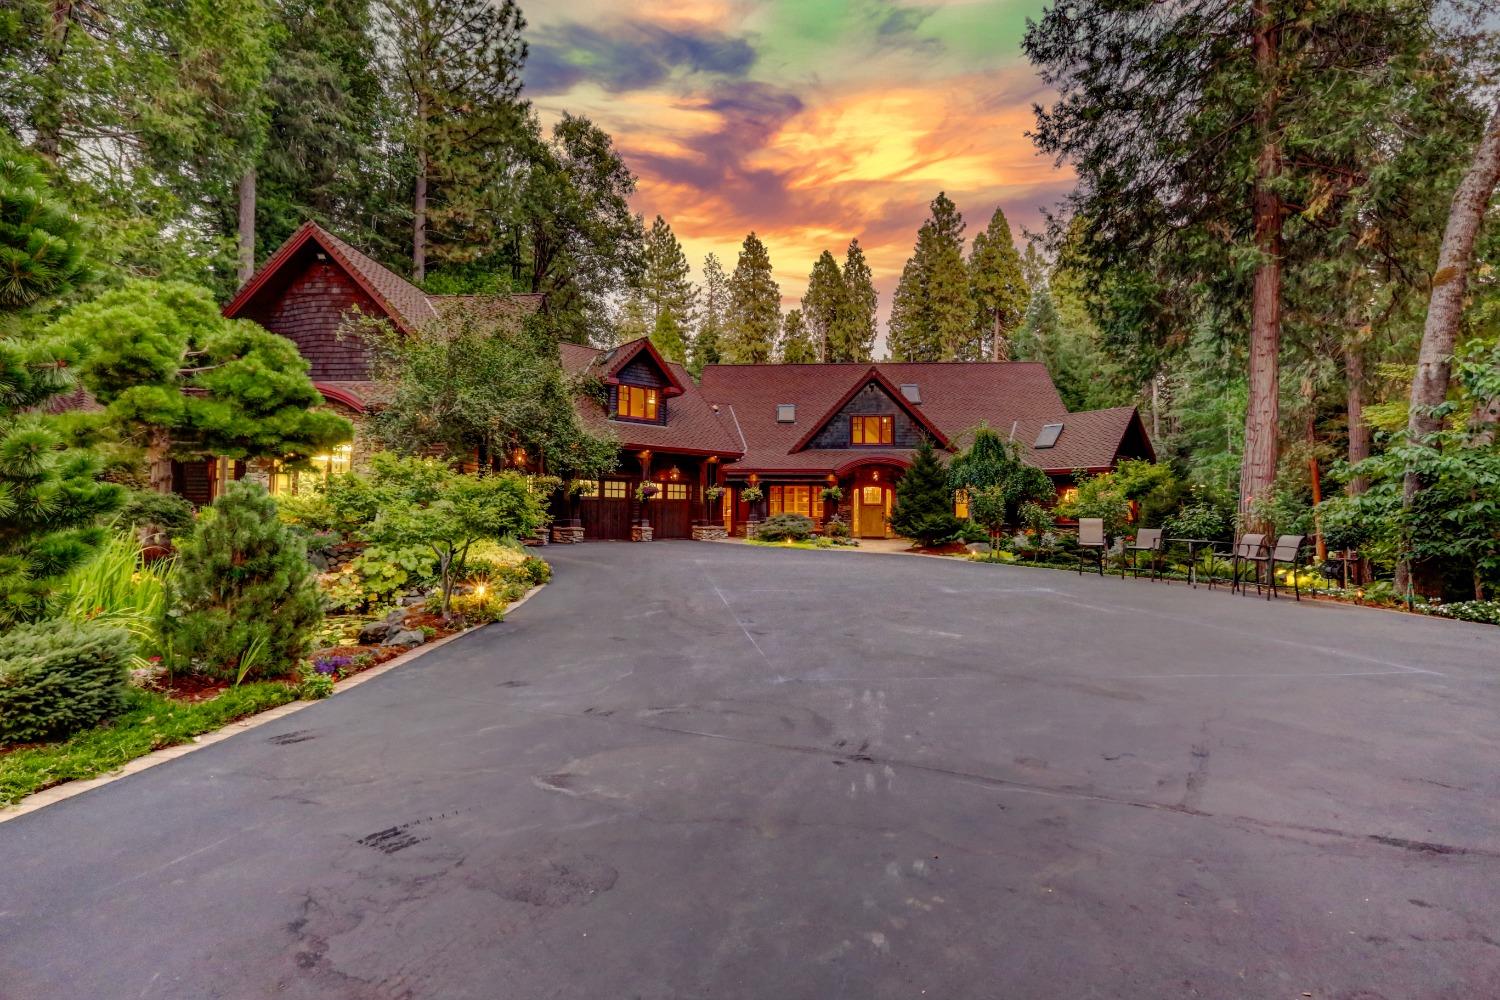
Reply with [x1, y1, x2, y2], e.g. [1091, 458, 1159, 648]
[560, 340, 744, 458]
[698, 361, 1149, 475]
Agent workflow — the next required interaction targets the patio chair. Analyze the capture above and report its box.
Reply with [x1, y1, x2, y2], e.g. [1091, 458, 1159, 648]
[1122, 527, 1164, 582]
[1223, 533, 1268, 596]
[1076, 517, 1106, 576]
[1267, 534, 1307, 601]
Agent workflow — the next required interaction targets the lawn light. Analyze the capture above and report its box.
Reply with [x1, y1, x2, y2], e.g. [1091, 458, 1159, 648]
[475, 581, 488, 599]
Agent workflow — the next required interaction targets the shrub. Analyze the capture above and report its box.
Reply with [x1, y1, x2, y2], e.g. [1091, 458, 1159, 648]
[824, 514, 852, 539]
[891, 438, 961, 545]
[757, 513, 815, 541]
[168, 482, 322, 680]
[295, 664, 336, 700]
[1056, 470, 1132, 541]
[116, 490, 196, 541]
[1164, 501, 1228, 544]
[0, 619, 133, 744]
[951, 521, 990, 544]
[58, 532, 176, 667]
[450, 589, 507, 624]
[1425, 600, 1500, 626]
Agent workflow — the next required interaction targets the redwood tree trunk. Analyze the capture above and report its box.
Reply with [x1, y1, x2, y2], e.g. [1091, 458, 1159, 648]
[237, 166, 256, 285]
[1239, 3, 1283, 529]
[1344, 340, 1370, 496]
[1397, 99, 1500, 592]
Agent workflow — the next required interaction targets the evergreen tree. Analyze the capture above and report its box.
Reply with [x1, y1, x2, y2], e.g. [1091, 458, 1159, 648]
[641, 215, 696, 329]
[889, 438, 960, 546]
[614, 289, 650, 344]
[169, 481, 322, 679]
[378, 0, 529, 282]
[801, 250, 848, 362]
[947, 426, 1052, 527]
[652, 308, 687, 364]
[779, 309, 817, 363]
[968, 207, 1029, 361]
[887, 193, 974, 361]
[839, 239, 878, 362]
[690, 252, 728, 377]
[0, 152, 87, 314]
[0, 335, 125, 625]
[724, 232, 779, 364]
[49, 281, 351, 494]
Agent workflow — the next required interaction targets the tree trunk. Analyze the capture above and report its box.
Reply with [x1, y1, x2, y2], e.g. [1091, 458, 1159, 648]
[237, 167, 256, 285]
[147, 429, 173, 495]
[1397, 98, 1500, 593]
[1344, 340, 1370, 496]
[1239, 1, 1283, 530]
[992, 314, 1009, 362]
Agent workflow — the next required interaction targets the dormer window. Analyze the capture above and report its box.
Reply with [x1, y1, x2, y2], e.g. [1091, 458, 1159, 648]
[617, 385, 659, 421]
[851, 414, 893, 445]
[776, 404, 796, 423]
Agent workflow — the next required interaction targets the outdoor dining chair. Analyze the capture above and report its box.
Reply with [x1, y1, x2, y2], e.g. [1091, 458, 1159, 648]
[1076, 517, 1107, 576]
[1217, 533, 1267, 596]
[1267, 534, 1307, 601]
[1122, 527, 1164, 582]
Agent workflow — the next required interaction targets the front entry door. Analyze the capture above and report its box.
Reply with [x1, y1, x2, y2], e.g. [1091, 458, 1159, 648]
[857, 485, 887, 538]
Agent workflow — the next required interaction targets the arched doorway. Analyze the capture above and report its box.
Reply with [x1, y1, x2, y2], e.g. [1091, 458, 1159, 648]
[840, 462, 903, 539]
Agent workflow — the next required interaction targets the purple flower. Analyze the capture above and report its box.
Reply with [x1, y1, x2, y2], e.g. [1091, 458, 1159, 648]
[313, 655, 353, 675]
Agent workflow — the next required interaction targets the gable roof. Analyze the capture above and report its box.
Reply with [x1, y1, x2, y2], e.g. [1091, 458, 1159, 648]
[789, 365, 952, 452]
[699, 361, 1072, 473]
[595, 337, 686, 397]
[1011, 406, 1155, 473]
[224, 222, 543, 334]
[559, 341, 743, 458]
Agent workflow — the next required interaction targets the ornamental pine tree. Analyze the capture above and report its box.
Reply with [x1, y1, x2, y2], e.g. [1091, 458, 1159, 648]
[968, 207, 1029, 361]
[890, 438, 960, 546]
[724, 232, 779, 364]
[48, 280, 351, 493]
[0, 153, 87, 313]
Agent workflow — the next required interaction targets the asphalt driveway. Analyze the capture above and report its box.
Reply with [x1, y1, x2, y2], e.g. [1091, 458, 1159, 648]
[3, 541, 1499, 999]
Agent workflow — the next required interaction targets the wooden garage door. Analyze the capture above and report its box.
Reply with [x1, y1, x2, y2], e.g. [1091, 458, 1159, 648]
[649, 481, 693, 539]
[579, 479, 631, 539]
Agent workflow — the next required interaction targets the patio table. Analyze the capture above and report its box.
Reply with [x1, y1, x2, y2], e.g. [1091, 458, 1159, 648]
[1165, 537, 1216, 588]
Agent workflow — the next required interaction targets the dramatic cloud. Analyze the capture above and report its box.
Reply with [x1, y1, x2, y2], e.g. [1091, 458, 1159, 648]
[525, 0, 1065, 341]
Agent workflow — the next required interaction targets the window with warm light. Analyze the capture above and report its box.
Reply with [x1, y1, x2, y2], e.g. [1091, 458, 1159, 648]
[661, 482, 688, 500]
[768, 485, 824, 520]
[310, 443, 353, 481]
[850, 414, 893, 445]
[602, 480, 628, 499]
[616, 385, 659, 421]
[577, 480, 600, 497]
[954, 490, 969, 519]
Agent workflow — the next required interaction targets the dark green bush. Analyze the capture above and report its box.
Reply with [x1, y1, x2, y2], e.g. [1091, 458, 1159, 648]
[116, 490, 196, 541]
[757, 513, 815, 541]
[168, 482, 322, 680]
[0, 619, 132, 744]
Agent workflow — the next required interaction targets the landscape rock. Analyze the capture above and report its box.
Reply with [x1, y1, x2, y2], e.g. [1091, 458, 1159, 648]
[965, 542, 992, 554]
[383, 629, 425, 649]
[357, 621, 393, 644]
[400, 594, 426, 607]
[384, 608, 409, 625]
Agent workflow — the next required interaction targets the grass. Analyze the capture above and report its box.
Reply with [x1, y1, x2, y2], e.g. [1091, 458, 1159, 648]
[746, 537, 857, 550]
[0, 682, 299, 806]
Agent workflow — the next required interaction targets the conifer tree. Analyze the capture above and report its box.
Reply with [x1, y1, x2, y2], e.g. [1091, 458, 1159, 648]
[801, 250, 848, 362]
[642, 215, 696, 329]
[690, 253, 728, 376]
[49, 281, 351, 493]
[724, 233, 779, 364]
[839, 239, 878, 362]
[779, 309, 817, 363]
[889, 438, 960, 546]
[0, 153, 87, 314]
[968, 207, 1029, 361]
[652, 309, 687, 364]
[887, 193, 974, 361]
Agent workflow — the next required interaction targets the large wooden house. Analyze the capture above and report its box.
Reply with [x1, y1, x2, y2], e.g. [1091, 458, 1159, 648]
[220, 223, 1154, 540]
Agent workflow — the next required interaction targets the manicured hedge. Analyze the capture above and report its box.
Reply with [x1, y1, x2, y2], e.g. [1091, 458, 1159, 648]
[756, 513, 815, 541]
[0, 620, 132, 744]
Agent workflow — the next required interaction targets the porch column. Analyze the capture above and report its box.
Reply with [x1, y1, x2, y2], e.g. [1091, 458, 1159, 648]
[632, 450, 653, 541]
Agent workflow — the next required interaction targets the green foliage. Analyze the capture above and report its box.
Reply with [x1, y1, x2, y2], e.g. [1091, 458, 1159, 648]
[1425, 601, 1500, 626]
[948, 425, 1053, 530]
[640, 215, 696, 344]
[0, 682, 298, 804]
[890, 439, 960, 545]
[360, 456, 547, 616]
[0, 336, 126, 625]
[58, 533, 176, 666]
[169, 482, 322, 680]
[778, 309, 818, 364]
[651, 309, 687, 364]
[321, 542, 437, 612]
[1164, 499, 1231, 544]
[449, 588, 509, 624]
[757, 513, 815, 541]
[0, 153, 87, 312]
[295, 662, 336, 700]
[0, 619, 132, 745]
[889, 193, 975, 361]
[801, 250, 850, 362]
[115, 490, 196, 541]
[724, 233, 780, 364]
[690, 253, 728, 376]
[1056, 470, 1132, 541]
[838, 239, 878, 362]
[968, 207, 1029, 360]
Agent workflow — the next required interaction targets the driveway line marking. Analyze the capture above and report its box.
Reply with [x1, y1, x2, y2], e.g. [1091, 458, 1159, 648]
[696, 560, 774, 668]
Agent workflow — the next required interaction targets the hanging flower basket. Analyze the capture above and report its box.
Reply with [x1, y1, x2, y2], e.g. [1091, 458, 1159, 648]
[820, 485, 843, 503]
[740, 485, 763, 503]
[635, 483, 660, 502]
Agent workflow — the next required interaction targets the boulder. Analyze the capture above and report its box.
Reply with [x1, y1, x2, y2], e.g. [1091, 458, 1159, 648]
[965, 542, 992, 554]
[383, 628, 425, 649]
[357, 620, 393, 645]
[384, 608, 409, 625]
[400, 593, 426, 607]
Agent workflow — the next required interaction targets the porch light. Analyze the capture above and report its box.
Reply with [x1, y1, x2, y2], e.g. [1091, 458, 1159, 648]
[668, 466, 681, 480]
[871, 470, 879, 482]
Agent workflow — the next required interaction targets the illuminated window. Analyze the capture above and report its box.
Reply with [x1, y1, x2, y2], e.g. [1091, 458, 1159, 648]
[767, 486, 824, 519]
[861, 486, 883, 506]
[1058, 487, 1079, 505]
[954, 490, 969, 519]
[602, 480, 628, 499]
[850, 414, 893, 445]
[310, 443, 353, 481]
[577, 480, 600, 497]
[616, 385, 659, 421]
[662, 482, 688, 500]
[266, 461, 292, 496]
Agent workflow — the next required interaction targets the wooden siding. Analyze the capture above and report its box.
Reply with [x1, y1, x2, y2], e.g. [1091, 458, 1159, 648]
[806, 382, 925, 449]
[254, 261, 379, 380]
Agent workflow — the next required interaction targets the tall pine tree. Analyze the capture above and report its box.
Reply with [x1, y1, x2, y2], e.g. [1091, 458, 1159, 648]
[801, 250, 847, 362]
[968, 207, 1029, 361]
[839, 239, 878, 362]
[724, 233, 779, 364]
[690, 252, 728, 376]
[641, 215, 696, 328]
[887, 193, 974, 361]
[779, 308, 817, 363]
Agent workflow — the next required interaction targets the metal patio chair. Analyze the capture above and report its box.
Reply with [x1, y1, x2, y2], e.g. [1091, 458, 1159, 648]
[1076, 518, 1106, 576]
[1225, 533, 1269, 596]
[1267, 534, 1307, 601]
[1122, 527, 1164, 582]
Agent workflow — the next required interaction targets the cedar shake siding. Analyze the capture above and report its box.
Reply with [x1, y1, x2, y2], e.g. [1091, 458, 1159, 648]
[247, 260, 378, 380]
[806, 382, 926, 449]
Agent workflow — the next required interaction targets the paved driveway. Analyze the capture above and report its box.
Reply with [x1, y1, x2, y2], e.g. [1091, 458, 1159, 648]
[3, 542, 1499, 999]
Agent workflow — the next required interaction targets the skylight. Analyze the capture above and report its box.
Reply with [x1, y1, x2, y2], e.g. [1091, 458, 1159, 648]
[1034, 423, 1064, 449]
[776, 404, 796, 423]
[899, 383, 921, 403]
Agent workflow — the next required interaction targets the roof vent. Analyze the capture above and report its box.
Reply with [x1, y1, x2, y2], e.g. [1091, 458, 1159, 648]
[899, 383, 921, 403]
[776, 404, 796, 423]
[1034, 423, 1064, 449]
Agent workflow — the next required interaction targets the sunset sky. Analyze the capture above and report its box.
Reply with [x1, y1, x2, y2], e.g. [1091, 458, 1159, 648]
[523, 0, 1065, 333]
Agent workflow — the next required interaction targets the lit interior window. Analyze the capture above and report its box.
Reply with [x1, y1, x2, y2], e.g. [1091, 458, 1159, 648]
[616, 385, 659, 421]
[954, 490, 969, 519]
[310, 443, 353, 481]
[602, 480, 628, 499]
[851, 415, 893, 445]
